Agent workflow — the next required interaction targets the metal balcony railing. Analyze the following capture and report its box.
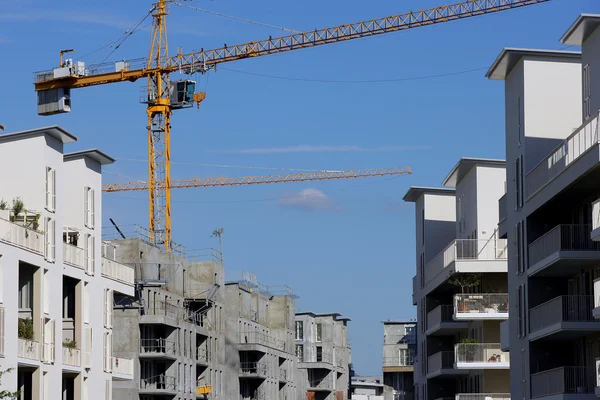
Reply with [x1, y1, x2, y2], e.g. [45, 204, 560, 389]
[526, 111, 600, 199]
[428, 351, 454, 372]
[529, 295, 595, 333]
[0, 218, 44, 255]
[593, 199, 600, 232]
[454, 294, 509, 316]
[140, 374, 177, 391]
[196, 347, 210, 363]
[139, 338, 178, 356]
[383, 355, 415, 367]
[101, 257, 135, 286]
[239, 331, 285, 351]
[531, 366, 595, 398]
[424, 239, 507, 285]
[62, 346, 81, 367]
[528, 224, 600, 267]
[456, 394, 510, 400]
[454, 343, 509, 365]
[63, 242, 85, 269]
[240, 361, 268, 376]
[498, 193, 507, 223]
[427, 305, 454, 330]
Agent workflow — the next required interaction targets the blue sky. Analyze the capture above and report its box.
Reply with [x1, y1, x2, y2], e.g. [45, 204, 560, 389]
[0, 0, 597, 375]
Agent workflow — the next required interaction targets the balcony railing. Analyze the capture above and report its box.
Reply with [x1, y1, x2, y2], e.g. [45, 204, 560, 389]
[18, 338, 40, 360]
[427, 305, 454, 330]
[456, 394, 510, 400]
[140, 374, 177, 391]
[0, 218, 44, 255]
[142, 300, 204, 326]
[526, 111, 600, 199]
[454, 343, 509, 367]
[383, 356, 415, 367]
[531, 366, 595, 398]
[139, 338, 178, 357]
[528, 224, 600, 267]
[62, 346, 81, 367]
[428, 351, 454, 373]
[240, 331, 285, 351]
[454, 294, 509, 319]
[196, 347, 210, 363]
[424, 239, 507, 286]
[240, 362, 268, 376]
[529, 295, 595, 333]
[101, 257, 135, 286]
[498, 193, 507, 223]
[111, 357, 133, 378]
[63, 242, 85, 269]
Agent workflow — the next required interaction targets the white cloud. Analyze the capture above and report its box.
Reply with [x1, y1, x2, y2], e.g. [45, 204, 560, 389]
[278, 188, 338, 211]
[212, 144, 430, 154]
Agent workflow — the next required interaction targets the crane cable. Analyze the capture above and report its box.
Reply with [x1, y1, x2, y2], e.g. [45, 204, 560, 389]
[172, 2, 301, 33]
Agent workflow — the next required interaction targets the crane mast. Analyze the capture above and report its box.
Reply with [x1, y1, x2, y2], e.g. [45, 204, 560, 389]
[33, 0, 551, 251]
[147, 0, 173, 249]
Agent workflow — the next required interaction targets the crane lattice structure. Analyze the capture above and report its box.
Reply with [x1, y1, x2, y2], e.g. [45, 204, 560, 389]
[34, 0, 549, 251]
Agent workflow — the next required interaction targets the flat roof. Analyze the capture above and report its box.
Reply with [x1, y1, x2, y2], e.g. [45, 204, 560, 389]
[485, 48, 581, 80]
[64, 149, 115, 165]
[561, 14, 600, 45]
[0, 125, 78, 144]
[442, 157, 505, 188]
[296, 312, 350, 321]
[382, 320, 416, 325]
[402, 186, 455, 203]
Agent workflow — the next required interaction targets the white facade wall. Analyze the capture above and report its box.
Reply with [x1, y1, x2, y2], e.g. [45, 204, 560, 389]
[0, 127, 134, 400]
[474, 166, 506, 239]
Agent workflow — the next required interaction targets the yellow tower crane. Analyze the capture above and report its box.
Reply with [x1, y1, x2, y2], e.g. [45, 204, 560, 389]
[34, 0, 550, 251]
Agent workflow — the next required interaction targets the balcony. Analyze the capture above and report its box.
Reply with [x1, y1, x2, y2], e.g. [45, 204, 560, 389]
[139, 338, 178, 359]
[383, 356, 415, 373]
[196, 347, 210, 365]
[140, 375, 178, 395]
[427, 351, 467, 379]
[62, 346, 81, 368]
[453, 294, 509, 320]
[456, 394, 510, 400]
[529, 295, 600, 341]
[308, 376, 333, 391]
[0, 217, 44, 255]
[426, 305, 468, 336]
[528, 225, 600, 276]
[240, 362, 268, 379]
[423, 239, 507, 290]
[18, 339, 40, 361]
[239, 331, 285, 352]
[525, 112, 600, 201]
[101, 257, 135, 286]
[111, 357, 134, 380]
[454, 343, 509, 369]
[63, 242, 85, 269]
[531, 367, 595, 398]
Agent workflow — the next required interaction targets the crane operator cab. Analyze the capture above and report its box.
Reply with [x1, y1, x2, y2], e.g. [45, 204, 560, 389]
[170, 80, 196, 109]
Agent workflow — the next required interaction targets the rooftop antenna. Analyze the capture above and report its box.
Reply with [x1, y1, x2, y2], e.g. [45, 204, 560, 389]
[211, 228, 224, 262]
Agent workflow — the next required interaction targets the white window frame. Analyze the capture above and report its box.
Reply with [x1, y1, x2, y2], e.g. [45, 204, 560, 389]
[45, 167, 56, 212]
[295, 321, 303, 340]
[104, 289, 113, 329]
[84, 187, 95, 229]
[44, 217, 55, 263]
[85, 234, 95, 276]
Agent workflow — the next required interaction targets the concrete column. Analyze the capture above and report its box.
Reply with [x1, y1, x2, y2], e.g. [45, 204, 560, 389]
[31, 367, 41, 400]
[75, 280, 82, 346]
[33, 266, 42, 343]
[74, 373, 82, 400]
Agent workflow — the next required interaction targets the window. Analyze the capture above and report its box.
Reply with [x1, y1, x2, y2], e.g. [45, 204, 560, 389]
[419, 253, 425, 288]
[316, 323, 322, 342]
[84, 187, 95, 229]
[517, 94, 522, 146]
[295, 344, 304, 362]
[316, 346, 323, 362]
[45, 167, 56, 212]
[85, 234, 95, 275]
[399, 348, 415, 366]
[104, 289, 113, 329]
[516, 221, 525, 274]
[295, 321, 303, 340]
[103, 332, 112, 372]
[44, 217, 56, 262]
[517, 285, 526, 338]
[515, 156, 523, 209]
[584, 64, 591, 119]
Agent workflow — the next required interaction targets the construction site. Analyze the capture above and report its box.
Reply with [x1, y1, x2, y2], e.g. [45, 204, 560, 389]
[0, 0, 597, 400]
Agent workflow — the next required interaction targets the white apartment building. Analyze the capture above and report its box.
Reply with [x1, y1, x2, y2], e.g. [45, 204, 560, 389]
[0, 126, 135, 400]
[404, 158, 509, 400]
[486, 13, 600, 400]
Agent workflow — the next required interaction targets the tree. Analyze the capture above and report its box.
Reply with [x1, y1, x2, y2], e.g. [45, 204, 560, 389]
[0, 368, 19, 399]
[448, 273, 481, 295]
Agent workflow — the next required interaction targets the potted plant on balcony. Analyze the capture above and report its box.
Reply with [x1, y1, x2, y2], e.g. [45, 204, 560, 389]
[0, 199, 8, 221]
[458, 338, 478, 362]
[449, 274, 481, 313]
[10, 198, 24, 223]
[63, 339, 78, 357]
[18, 318, 34, 341]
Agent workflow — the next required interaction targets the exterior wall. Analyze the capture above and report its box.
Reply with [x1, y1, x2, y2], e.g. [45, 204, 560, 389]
[0, 129, 133, 400]
[475, 166, 506, 239]
[382, 322, 415, 400]
[582, 26, 600, 120]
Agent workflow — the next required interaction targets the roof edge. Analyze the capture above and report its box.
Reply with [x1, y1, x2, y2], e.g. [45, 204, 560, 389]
[486, 48, 581, 80]
[560, 14, 600, 45]
[64, 149, 115, 165]
[403, 186, 455, 203]
[442, 157, 506, 188]
[0, 125, 78, 145]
